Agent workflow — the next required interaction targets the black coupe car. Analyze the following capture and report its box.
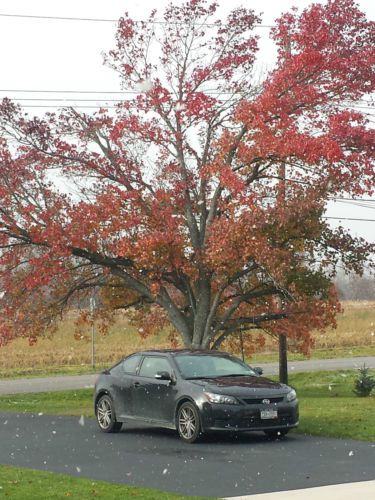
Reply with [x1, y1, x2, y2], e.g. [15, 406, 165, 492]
[94, 349, 299, 443]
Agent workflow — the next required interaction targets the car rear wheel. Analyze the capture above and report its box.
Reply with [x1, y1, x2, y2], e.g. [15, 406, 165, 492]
[95, 394, 122, 433]
[177, 402, 202, 443]
[264, 429, 289, 440]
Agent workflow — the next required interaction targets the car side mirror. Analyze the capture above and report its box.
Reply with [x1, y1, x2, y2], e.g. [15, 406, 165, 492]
[155, 371, 173, 381]
[253, 366, 263, 376]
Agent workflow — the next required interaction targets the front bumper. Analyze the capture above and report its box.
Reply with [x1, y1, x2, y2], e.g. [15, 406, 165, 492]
[200, 400, 299, 432]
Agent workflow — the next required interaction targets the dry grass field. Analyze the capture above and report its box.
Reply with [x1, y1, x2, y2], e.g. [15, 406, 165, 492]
[0, 301, 374, 377]
[312, 300, 375, 347]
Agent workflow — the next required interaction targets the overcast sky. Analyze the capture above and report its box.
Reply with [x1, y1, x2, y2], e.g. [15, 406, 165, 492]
[0, 0, 374, 243]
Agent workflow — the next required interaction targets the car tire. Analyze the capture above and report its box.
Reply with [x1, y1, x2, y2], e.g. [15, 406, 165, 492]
[264, 429, 289, 440]
[95, 394, 122, 433]
[177, 402, 202, 443]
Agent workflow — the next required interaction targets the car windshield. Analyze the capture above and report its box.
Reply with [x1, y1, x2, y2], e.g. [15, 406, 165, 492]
[174, 354, 256, 379]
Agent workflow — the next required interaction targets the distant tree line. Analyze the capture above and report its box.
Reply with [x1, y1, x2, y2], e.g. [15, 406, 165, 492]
[335, 272, 375, 301]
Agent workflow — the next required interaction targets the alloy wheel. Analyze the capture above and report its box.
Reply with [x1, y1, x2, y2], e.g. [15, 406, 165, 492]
[95, 395, 122, 433]
[97, 397, 112, 430]
[177, 402, 202, 443]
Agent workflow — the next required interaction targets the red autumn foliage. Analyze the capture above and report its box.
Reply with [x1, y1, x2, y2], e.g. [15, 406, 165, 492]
[0, 0, 374, 353]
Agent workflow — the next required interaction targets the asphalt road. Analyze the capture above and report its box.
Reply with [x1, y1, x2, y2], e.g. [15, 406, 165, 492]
[0, 373, 98, 395]
[1, 356, 374, 395]
[1, 412, 374, 497]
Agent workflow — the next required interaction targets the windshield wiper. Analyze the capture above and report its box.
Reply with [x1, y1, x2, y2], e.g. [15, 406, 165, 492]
[216, 373, 252, 377]
[184, 376, 214, 380]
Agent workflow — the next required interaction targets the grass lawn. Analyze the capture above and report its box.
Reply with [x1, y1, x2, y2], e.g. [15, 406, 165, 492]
[288, 370, 375, 442]
[0, 365, 99, 380]
[0, 389, 93, 417]
[0, 465, 208, 499]
[0, 370, 374, 441]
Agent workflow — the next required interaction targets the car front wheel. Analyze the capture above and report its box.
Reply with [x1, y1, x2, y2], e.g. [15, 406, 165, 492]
[177, 402, 202, 443]
[95, 394, 122, 433]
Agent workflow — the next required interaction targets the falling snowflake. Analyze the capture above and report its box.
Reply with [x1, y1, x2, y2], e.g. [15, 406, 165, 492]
[38, 412, 43, 416]
[135, 79, 153, 92]
[348, 451, 354, 456]
[76, 466, 81, 473]
[162, 468, 168, 475]
[78, 415, 85, 426]
[175, 102, 185, 112]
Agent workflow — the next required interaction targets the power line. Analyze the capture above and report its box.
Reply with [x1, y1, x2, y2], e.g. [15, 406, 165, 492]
[0, 88, 262, 97]
[0, 89, 140, 95]
[9, 105, 375, 117]
[3, 98, 375, 117]
[0, 13, 118, 22]
[11, 98, 125, 102]
[334, 200, 375, 210]
[1, 89, 374, 99]
[323, 216, 375, 222]
[0, 12, 273, 27]
[339, 104, 375, 110]
[2, 91, 374, 116]
[343, 99, 375, 104]
[333, 197, 375, 202]
[8, 96, 375, 112]
[15, 105, 119, 109]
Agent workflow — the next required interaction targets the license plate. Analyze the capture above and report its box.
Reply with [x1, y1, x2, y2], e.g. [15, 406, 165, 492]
[260, 410, 278, 419]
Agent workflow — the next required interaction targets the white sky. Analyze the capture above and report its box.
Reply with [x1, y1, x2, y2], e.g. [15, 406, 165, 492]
[0, 0, 374, 242]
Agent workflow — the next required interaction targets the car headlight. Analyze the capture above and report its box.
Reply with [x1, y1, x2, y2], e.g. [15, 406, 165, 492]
[286, 389, 297, 402]
[204, 392, 239, 405]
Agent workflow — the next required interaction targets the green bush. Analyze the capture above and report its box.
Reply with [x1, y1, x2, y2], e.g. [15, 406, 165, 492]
[353, 364, 375, 397]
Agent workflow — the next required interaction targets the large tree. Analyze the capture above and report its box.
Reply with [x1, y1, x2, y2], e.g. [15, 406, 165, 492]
[0, 0, 374, 352]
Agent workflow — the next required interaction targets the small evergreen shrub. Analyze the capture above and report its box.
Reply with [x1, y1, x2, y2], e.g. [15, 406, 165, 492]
[353, 364, 375, 397]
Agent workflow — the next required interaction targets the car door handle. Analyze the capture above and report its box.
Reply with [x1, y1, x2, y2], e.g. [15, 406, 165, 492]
[133, 382, 140, 388]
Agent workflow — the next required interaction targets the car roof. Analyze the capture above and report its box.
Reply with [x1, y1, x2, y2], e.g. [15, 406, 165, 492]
[127, 349, 232, 357]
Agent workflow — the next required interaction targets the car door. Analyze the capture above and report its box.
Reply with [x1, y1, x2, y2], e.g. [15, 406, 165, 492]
[132, 355, 177, 424]
[110, 354, 142, 419]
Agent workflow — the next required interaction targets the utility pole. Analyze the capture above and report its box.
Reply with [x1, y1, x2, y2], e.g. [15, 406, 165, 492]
[90, 296, 96, 370]
[240, 331, 245, 361]
[278, 35, 291, 385]
[278, 163, 288, 385]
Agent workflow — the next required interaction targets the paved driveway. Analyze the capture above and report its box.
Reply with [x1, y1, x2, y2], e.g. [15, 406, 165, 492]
[1, 412, 374, 497]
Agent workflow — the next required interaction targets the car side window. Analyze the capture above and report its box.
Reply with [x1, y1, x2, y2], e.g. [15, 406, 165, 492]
[139, 356, 172, 378]
[122, 354, 142, 374]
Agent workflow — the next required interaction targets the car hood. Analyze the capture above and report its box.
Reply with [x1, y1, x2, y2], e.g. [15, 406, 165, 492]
[189, 375, 290, 397]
